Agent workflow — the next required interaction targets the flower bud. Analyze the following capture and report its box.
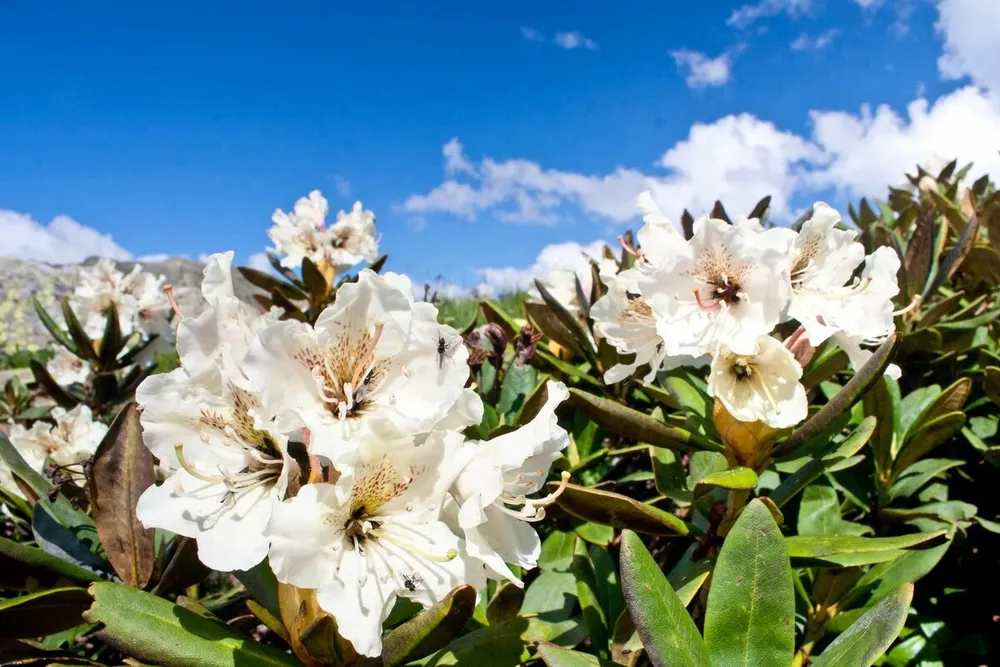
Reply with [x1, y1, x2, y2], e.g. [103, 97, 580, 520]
[514, 326, 544, 365]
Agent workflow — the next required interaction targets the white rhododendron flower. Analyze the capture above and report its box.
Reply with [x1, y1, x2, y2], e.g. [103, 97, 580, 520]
[709, 335, 807, 428]
[786, 203, 901, 376]
[635, 191, 684, 266]
[46, 347, 89, 386]
[7, 404, 107, 471]
[591, 268, 669, 383]
[268, 190, 379, 272]
[450, 381, 571, 584]
[73, 259, 172, 342]
[136, 252, 291, 571]
[639, 214, 791, 357]
[244, 270, 469, 469]
[267, 433, 482, 657]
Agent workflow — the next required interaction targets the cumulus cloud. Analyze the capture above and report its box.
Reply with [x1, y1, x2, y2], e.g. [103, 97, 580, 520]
[554, 31, 598, 51]
[443, 138, 476, 176]
[791, 29, 839, 51]
[670, 49, 737, 88]
[475, 240, 608, 296]
[0, 211, 133, 264]
[247, 252, 272, 273]
[936, 0, 1000, 92]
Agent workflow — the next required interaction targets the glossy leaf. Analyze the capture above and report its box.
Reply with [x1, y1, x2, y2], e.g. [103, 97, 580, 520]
[784, 530, 947, 567]
[537, 643, 618, 667]
[29, 360, 82, 410]
[810, 584, 913, 667]
[521, 571, 578, 622]
[413, 616, 586, 666]
[380, 585, 477, 666]
[0, 535, 102, 590]
[0, 587, 93, 639]
[88, 403, 155, 589]
[83, 581, 300, 666]
[551, 481, 690, 536]
[893, 411, 966, 477]
[0, 431, 92, 529]
[693, 467, 757, 499]
[704, 499, 795, 667]
[570, 540, 609, 655]
[620, 530, 710, 667]
[780, 334, 899, 454]
[32, 298, 77, 354]
[568, 389, 723, 453]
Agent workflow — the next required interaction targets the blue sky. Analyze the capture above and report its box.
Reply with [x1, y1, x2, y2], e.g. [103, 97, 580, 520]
[1, 0, 998, 293]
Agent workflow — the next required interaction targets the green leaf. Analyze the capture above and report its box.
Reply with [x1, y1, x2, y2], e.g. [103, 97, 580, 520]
[98, 302, 124, 367]
[810, 584, 913, 667]
[864, 375, 900, 477]
[29, 359, 82, 410]
[847, 542, 949, 607]
[380, 585, 477, 666]
[59, 297, 97, 363]
[0, 432, 94, 529]
[704, 499, 795, 667]
[32, 505, 109, 576]
[0, 587, 93, 639]
[486, 583, 525, 626]
[533, 279, 596, 360]
[0, 535, 102, 590]
[521, 571, 578, 622]
[899, 385, 942, 442]
[784, 530, 947, 567]
[590, 545, 624, 629]
[33, 297, 78, 354]
[534, 349, 603, 389]
[480, 300, 520, 341]
[780, 334, 900, 454]
[767, 417, 875, 508]
[237, 266, 308, 301]
[537, 643, 618, 667]
[412, 617, 584, 666]
[552, 481, 690, 536]
[889, 458, 964, 500]
[498, 364, 536, 419]
[568, 389, 723, 453]
[619, 530, 710, 667]
[571, 540, 609, 655]
[892, 411, 966, 477]
[797, 485, 843, 536]
[650, 448, 688, 501]
[693, 467, 757, 499]
[83, 581, 299, 666]
[88, 403, 155, 589]
[233, 560, 281, 620]
[538, 531, 577, 573]
[574, 522, 614, 546]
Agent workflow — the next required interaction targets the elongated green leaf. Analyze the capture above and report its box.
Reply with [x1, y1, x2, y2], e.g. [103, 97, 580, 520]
[781, 334, 900, 454]
[380, 585, 477, 666]
[589, 545, 624, 630]
[498, 363, 536, 419]
[33, 505, 108, 576]
[704, 499, 795, 667]
[537, 643, 618, 667]
[234, 560, 282, 620]
[152, 537, 211, 596]
[693, 467, 757, 499]
[533, 279, 595, 359]
[893, 411, 966, 476]
[620, 530, 710, 667]
[551, 482, 690, 536]
[571, 540, 609, 655]
[84, 582, 299, 666]
[88, 403, 155, 589]
[486, 583, 525, 626]
[889, 458, 964, 500]
[98, 303, 123, 367]
[784, 530, 947, 567]
[811, 584, 913, 667]
[0, 535, 102, 589]
[797, 485, 843, 536]
[59, 297, 97, 363]
[768, 417, 875, 508]
[521, 571, 578, 622]
[237, 266, 308, 300]
[33, 297, 77, 354]
[412, 617, 585, 666]
[864, 375, 900, 477]
[0, 587, 93, 639]
[29, 360, 82, 410]
[569, 389, 723, 453]
[0, 432, 92, 529]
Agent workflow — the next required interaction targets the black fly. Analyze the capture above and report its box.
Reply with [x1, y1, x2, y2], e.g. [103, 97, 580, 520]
[436, 332, 461, 369]
[403, 573, 421, 591]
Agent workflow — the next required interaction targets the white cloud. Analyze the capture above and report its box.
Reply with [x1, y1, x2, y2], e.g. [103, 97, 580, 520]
[475, 240, 608, 296]
[247, 252, 272, 273]
[0, 210, 133, 264]
[333, 175, 351, 198]
[728, 0, 813, 28]
[807, 86, 1000, 197]
[520, 26, 545, 42]
[853, 0, 882, 7]
[417, 279, 471, 302]
[404, 114, 818, 226]
[135, 253, 172, 263]
[554, 31, 598, 51]
[790, 29, 839, 51]
[936, 0, 1000, 92]
[670, 49, 737, 88]
[443, 138, 476, 176]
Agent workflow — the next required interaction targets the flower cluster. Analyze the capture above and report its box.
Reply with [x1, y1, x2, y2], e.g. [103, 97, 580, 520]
[47, 259, 174, 385]
[267, 190, 380, 272]
[1, 405, 108, 498]
[135, 252, 570, 657]
[592, 193, 901, 428]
